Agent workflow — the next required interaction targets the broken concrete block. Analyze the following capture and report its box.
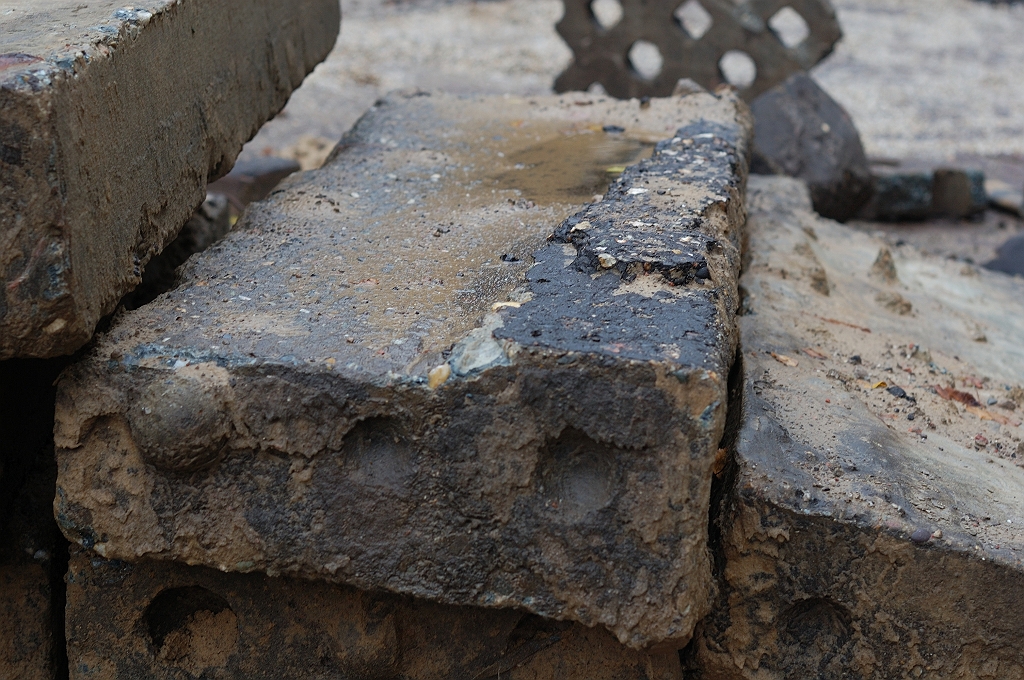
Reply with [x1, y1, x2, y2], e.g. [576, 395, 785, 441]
[750, 72, 872, 222]
[694, 176, 1024, 678]
[66, 546, 681, 680]
[54, 91, 753, 650]
[868, 168, 934, 221]
[0, 0, 340, 359]
[121, 157, 303, 311]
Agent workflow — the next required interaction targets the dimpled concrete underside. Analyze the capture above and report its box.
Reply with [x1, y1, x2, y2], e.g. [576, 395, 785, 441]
[55, 91, 752, 650]
[0, 0, 339, 359]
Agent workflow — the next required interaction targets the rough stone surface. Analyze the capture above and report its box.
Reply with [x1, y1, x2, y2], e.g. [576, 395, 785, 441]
[0, 0, 340, 359]
[750, 72, 871, 222]
[54, 91, 752, 650]
[554, 0, 841, 100]
[66, 546, 683, 680]
[693, 176, 1024, 678]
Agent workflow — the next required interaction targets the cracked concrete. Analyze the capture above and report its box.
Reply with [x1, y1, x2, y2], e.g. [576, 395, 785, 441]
[53, 90, 751, 651]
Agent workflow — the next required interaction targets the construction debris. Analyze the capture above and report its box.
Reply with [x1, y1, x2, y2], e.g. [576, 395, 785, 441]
[0, 0, 339, 359]
[54, 91, 752, 651]
[695, 176, 1024, 679]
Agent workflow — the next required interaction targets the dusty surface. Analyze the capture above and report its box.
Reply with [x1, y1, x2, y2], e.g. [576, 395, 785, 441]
[847, 210, 1024, 275]
[241, 0, 1024, 174]
[66, 545, 681, 680]
[0, 0, 339, 359]
[693, 176, 1024, 679]
[54, 91, 750, 650]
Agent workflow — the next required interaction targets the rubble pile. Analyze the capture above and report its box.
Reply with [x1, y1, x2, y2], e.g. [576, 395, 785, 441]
[2, 0, 1024, 677]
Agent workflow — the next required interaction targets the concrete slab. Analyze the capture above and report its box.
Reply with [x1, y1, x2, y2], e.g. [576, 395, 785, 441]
[694, 176, 1024, 678]
[0, 0, 339, 359]
[54, 91, 752, 649]
[66, 546, 682, 680]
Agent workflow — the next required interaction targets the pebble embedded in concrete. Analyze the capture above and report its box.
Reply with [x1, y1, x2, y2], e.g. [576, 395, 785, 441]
[54, 90, 752, 650]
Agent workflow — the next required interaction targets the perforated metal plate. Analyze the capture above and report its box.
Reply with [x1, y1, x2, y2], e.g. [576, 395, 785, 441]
[555, 0, 841, 100]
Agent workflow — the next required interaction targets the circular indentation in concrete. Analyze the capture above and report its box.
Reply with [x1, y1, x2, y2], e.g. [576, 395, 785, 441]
[674, 0, 713, 40]
[628, 40, 664, 81]
[536, 429, 617, 521]
[343, 417, 416, 490]
[781, 597, 852, 648]
[719, 50, 757, 90]
[145, 587, 238, 673]
[590, 0, 623, 30]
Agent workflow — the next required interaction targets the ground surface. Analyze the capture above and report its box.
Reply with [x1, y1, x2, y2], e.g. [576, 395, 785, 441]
[240, 0, 1024, 168]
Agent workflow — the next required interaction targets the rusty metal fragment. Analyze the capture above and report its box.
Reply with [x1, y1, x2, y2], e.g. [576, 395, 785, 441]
[555, 0, 841, 100]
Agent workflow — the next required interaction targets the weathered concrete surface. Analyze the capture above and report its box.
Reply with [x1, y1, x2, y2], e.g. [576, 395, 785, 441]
[66, 545, 682, 680]
[120, 157, 301, 311]
[694, 176, 1024, 678]
[750, 72, 871, 222]
[0, 0, 340, 359]
[54, 91, 752, 650]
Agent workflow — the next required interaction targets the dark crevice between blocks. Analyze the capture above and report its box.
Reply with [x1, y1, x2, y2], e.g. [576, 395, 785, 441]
[680, 346, 744, 675]
[49, 517, 70, 680]
[0, 357, 73, 680]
